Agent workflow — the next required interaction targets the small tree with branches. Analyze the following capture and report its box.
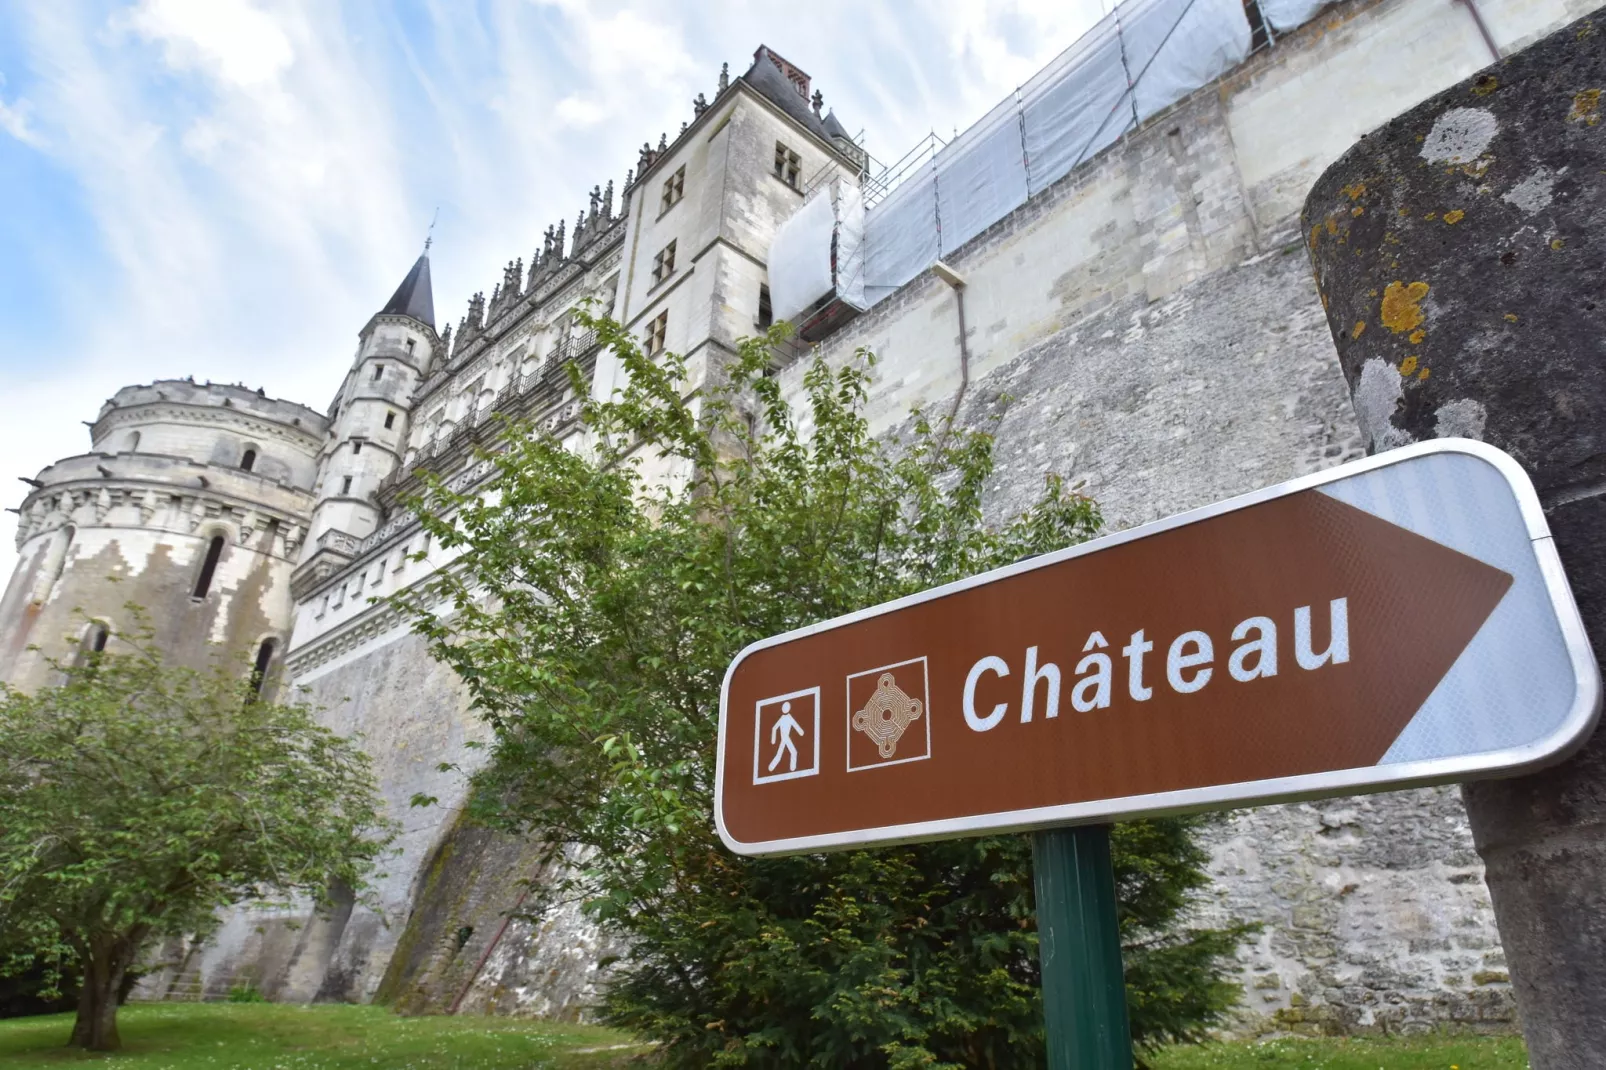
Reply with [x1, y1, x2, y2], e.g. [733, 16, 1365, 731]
[0, 613, 395, 1051]
[400, 316, 1249, 1067]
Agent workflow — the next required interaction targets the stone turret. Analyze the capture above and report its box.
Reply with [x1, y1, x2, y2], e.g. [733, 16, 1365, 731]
[0, 380, 328, 691]
[294, 251, 438, 597]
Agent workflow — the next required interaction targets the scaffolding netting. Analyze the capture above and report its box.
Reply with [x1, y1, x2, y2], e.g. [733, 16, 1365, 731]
[771, 0, 1327, 318]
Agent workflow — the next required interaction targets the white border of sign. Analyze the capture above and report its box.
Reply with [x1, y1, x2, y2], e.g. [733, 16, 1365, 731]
[714, 439, 1602, 857]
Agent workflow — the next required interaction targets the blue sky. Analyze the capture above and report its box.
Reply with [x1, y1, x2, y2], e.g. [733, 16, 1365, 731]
[0, 0, 1105, 577]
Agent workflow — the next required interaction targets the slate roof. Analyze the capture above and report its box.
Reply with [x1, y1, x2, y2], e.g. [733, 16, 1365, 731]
[380, 252, 435, 329]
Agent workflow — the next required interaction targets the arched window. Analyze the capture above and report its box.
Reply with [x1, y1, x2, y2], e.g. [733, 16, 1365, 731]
[249, 638, 278, 698]
[193, 535, 225, 599]
[70, 620, 111, 673]
[241, 449, 256, 472]
[126, 430, 141, 453]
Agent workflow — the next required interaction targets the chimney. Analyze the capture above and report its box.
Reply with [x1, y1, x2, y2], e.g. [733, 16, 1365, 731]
[753, 45, 810, 99]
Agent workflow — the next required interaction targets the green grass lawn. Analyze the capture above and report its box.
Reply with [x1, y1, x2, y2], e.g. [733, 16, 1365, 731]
[1149, 1034, 1529, 1069]
[0, 1002, 649, 1068]
[0, 1003, 1530, 1068]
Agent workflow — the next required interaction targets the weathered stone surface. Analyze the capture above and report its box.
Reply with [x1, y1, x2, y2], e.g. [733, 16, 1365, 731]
[1305, 12, 1606, 1065]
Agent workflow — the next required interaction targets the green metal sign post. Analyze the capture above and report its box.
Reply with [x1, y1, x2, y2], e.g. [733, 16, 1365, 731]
[1033, 825, 1133, 1069]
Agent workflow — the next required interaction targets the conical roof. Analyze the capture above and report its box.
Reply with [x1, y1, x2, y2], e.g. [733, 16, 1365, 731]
[380, 252, 435, 329]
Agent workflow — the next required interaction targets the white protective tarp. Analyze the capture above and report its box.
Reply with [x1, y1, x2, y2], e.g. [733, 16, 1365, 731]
[1020, 18, 1132, 196]
[768, 188, 837, 324]
[835, 181, 868, 310]
[1257, 0, 1328, 32]
[1122, 0, 1251, 122]
[934, 93, 1029, 255]
[863, 164, 939, 299]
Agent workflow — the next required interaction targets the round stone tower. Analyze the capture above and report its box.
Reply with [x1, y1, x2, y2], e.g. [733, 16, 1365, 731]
[0, 380, 329, 692]
[292, 249, 438, 599]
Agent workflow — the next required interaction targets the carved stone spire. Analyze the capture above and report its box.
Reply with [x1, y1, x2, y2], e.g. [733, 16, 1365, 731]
[657, 131, 667, 152]
[679, 121, 688, 136]
[624, 168, 634, 189]
[718, 62, 729, 93]
[554, 219, 565, 258]
[693, 92, 708, 118]
[812, 89, 823, 116]
[602, 179, 614, 219]
[588, 185, 601, 221]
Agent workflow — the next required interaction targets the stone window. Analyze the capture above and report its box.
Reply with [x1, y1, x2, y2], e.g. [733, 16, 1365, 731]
[249, 638, 277, 698]
[192, 534, 225, 599]
[341, 475, 353, 495]
[384, 412, 396, 429]
[353, 441, 363, 456]
[774, 142, 801, 189]
[126, 430, 141, 452]
[661, 165, 685, 214]
[74, 620, 110, 668]
[758, 284, 773, 329]
[240, 448, 256, 472]
[405, 338, 416, 356]
[645, 310, 668, 357]
[372, 363, 384, 381]
[651, 240, 677, 287]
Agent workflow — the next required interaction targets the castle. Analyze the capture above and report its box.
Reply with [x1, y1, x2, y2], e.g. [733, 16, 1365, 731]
[4, 0, 1597, 1034]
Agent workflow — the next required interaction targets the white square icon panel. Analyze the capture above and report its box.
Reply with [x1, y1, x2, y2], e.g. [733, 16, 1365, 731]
[753, 686, 821, 784]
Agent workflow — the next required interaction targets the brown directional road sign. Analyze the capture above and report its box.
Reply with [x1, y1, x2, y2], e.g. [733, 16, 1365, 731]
[715, 442, 1599, 856]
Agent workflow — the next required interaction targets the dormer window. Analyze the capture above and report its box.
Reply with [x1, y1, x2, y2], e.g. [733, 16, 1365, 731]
[774, 142, 801, 190]
[661, 166, 685, 214]
[651, 240, 677, 287]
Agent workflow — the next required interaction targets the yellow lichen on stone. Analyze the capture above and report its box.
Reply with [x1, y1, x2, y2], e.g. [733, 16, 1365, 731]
[1504, 313, 1519, 322]
[1381, 281, 1430, 334]
[1310, 224, 1322, 249]
[1400, 355, 1420, 376]
[1409, 329, 1425, 344]
[1444, 209, 1465, 224]
[1353, 320, 1367, 338]
[1342, 182, 1368, 200]
[1424, 212, 1438, 220]
[1552, 238, 1566, 251]
[1418, 367, 1431, 381]
[1352, 206, 1365, 216]
[1472, 75, 1499, 96]
[1570, 88, 1601, 126]
[1326, 217, 1339, 236]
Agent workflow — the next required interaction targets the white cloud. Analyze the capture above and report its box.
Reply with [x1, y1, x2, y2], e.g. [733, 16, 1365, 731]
[122, 0, 295, 88]
[0, 74, 42, 146]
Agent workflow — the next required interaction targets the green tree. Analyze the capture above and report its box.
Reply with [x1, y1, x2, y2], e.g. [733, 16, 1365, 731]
[0, 615, 395, 1051]
[402, 316, 1249, 1067]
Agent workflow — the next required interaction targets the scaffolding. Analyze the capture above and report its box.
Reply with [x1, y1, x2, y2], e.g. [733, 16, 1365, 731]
[769, 0, 1331, 323]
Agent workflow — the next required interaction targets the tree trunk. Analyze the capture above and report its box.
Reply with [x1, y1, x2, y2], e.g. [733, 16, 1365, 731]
[69, 937, 132, 1052]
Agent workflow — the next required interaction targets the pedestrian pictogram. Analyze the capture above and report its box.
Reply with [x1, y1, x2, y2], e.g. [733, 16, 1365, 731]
[752, 686, 820, 785]
[847, 658, 931, 771]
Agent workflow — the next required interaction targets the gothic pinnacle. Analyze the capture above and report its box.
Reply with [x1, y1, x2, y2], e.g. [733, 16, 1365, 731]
[718, 61, 729, 93]
[658, 132, 667, 152]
